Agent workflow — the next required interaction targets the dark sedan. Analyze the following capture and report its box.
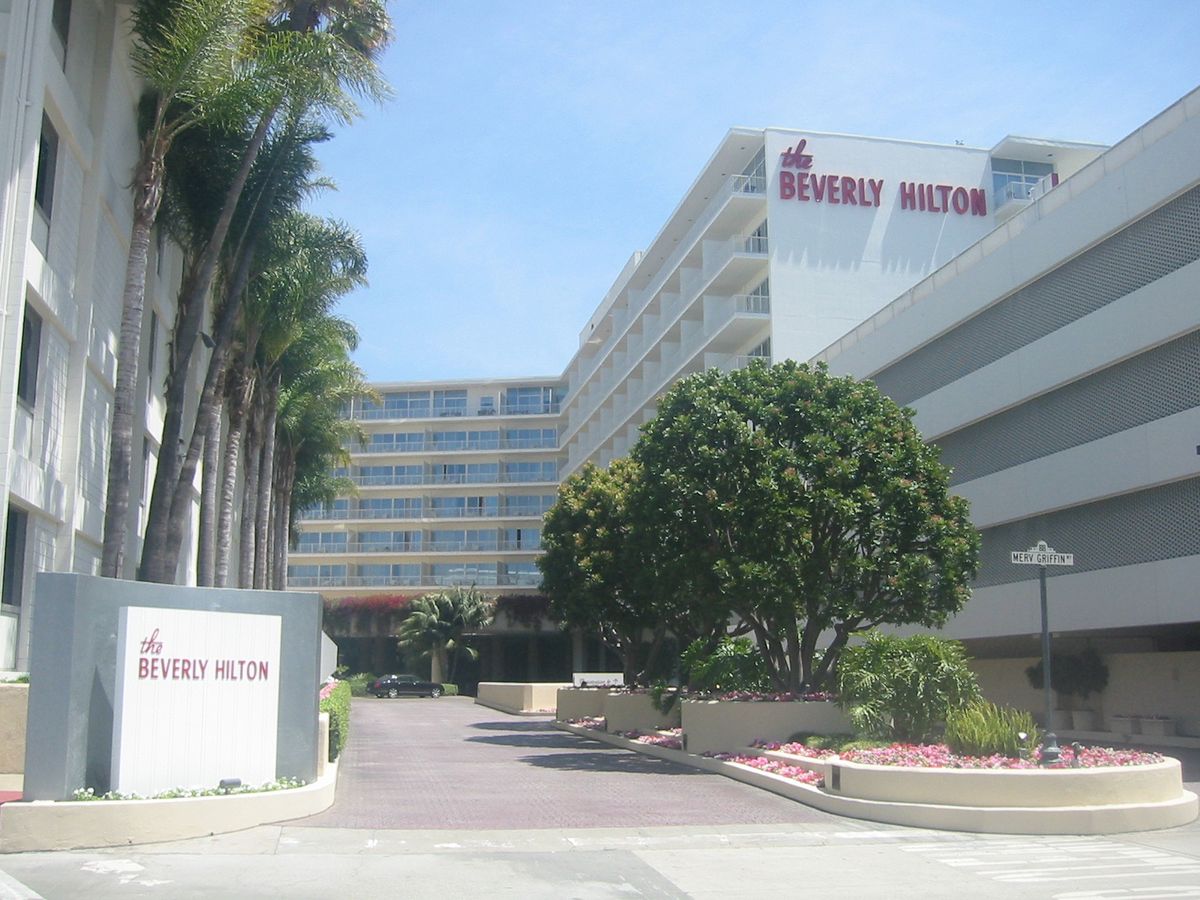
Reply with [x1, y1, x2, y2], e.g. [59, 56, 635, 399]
[369, 674, 444, 699]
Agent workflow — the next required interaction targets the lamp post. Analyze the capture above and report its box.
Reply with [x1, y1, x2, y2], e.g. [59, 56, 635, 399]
[1011, 540, 1075, 766]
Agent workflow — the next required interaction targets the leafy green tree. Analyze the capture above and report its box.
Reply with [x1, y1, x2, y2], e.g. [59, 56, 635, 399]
[837, 632, 982, 742]
[680, 637, 771, 693]
[538, 460, 674, 683]
[396, 588, 494, 684]
[631, 361, 980, 691]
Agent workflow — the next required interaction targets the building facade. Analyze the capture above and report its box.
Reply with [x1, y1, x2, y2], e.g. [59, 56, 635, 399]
[816, 88, 1200, 715]
[0, 0, 206, 670]
[289, 378, 565, 596]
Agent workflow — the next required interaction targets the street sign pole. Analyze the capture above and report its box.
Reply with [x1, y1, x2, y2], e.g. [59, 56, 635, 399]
[1011, 540, 1075, 766]
[1037, 562, 1059, 765]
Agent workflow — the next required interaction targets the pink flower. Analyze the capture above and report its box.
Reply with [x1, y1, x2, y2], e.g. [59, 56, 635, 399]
[705, 753, 825, 787]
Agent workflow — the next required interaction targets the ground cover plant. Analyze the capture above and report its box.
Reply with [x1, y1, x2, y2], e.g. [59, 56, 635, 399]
[320, 679, 351, 760]
[704, 753, 826, 787]
[837, 743, 1163, 769]
[617, 729, 684, 750]
[73, 777, 306, 801]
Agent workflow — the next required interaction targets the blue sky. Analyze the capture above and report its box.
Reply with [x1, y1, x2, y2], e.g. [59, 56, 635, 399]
[310, 0, 1200, 384]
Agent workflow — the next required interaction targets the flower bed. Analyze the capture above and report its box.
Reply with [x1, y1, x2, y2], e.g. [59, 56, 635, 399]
[706, 753, 825, 787]
[839, 743, 1164, 770]
[567, 716, 606, 730]
[617, 728, 683, 750]
[751, 739, 839, 759]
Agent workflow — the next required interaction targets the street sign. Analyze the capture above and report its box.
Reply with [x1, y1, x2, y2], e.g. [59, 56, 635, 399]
[1010, 540, 1074, 567]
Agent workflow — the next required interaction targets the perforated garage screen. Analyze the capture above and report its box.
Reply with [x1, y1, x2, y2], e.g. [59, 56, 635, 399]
[974, 477, 1200, 588]
[874, 185, 1200, 406]
[937, 328, 1200, 486]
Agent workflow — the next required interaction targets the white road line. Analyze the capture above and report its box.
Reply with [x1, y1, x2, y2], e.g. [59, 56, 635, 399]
[0, 870, 44, 900]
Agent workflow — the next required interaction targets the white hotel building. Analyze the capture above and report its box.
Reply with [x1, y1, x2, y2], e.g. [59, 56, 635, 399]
[298, 87, 1200, 714]
[1, 0, 205, 671]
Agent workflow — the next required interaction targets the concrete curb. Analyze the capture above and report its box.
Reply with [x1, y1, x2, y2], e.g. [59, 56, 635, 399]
[0, 761, 339, 853]
[555, 722, 1199, 834]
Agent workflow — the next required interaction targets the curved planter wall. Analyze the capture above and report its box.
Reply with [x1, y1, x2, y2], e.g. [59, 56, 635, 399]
[682, 700, 851, 754]
[830, 757, 1186, 808]
[604, 693, 681, 732]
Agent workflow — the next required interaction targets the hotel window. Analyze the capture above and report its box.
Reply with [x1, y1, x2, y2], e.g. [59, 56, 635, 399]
[432, 430, 466, 450]
[17, 305, 43, 409]
[503, 461, 556, 482]
[467, 463, 498, 483]
[992, 158, 1054, 204]
[32, 116, 59, 253]
[433, 463, 466, 484]
[744, 220, 768, 254]
[50, 0, 70, 66]
[468, 430, 500, 450]
[433, 389, 467, 416]
[740, 148, 766, 193]
[500, 562, 540, 586]
[501, 386, 557, 414]
[478, 395, 496, 415]
[504, 428, 556, 449]
[2, 506, 29, 608]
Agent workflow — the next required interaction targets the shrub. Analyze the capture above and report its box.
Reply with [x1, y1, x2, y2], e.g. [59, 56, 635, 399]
[945, 700, 1041, 758]
[320, 680, 352, 761]
[440, 683, 459, 696]
[837, 632, 981, 742]
[344, 672, 377, 697]
[681, 637, 771, 693]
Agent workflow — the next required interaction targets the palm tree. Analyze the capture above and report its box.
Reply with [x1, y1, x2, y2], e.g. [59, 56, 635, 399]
[101, 0, 272, 577]
[397, 589, 495, 684]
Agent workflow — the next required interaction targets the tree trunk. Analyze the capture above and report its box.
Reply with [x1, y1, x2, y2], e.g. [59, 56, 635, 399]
[253, 379, 279, 589]
[101, 129, 169, 577]
[196, 367, 226, 586]
[271, 454, 293, 590]
[215, 367, 253, 587]
[238, 401, 263, 588]
[138, 110, 275, 579]
[430, 647, 446, 684]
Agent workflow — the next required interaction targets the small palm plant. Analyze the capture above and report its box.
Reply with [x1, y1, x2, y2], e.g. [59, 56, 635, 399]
[397, 588, 494, 684]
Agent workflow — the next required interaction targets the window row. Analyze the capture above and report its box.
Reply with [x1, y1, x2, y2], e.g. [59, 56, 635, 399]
[296, 527, 541, 553]
[353, 429, 558, 453]
[346, 386, 564, 420]
[300, 495, 556, 521]
[287, 562, 541, 589]
[349, 460, 558, 486]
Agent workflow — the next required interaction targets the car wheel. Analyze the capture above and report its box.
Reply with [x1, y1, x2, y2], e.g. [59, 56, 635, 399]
[386, 687, 399, 699]
[430, 686, 443, 698]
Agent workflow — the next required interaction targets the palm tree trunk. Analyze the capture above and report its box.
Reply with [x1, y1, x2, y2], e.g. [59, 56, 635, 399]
[139, 109, 274, 580]
[215, 368, 253, 587]
[238, 399, 263, 588]
[101, 129, 169, 577]
[271, 456, 293, 590]
[253, 378, 279, 588]
[196, 366, 226, 586]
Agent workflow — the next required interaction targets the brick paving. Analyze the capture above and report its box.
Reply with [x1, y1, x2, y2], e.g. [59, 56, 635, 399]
[295, 696, 852, 830]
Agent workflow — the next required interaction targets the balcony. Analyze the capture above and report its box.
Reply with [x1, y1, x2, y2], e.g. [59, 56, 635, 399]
[350, 436, 559, 454]
[350, 471, 558, 488]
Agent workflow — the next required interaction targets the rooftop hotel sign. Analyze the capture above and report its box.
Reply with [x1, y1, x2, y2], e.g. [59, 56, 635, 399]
[777, 139, 989, 216]
[111, 606, 282, 795]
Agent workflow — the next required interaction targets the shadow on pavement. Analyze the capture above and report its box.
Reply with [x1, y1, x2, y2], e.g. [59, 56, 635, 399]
[465, 732, 584, 749]
[469, 719, 558, 732]
[517, 750, 709, 775]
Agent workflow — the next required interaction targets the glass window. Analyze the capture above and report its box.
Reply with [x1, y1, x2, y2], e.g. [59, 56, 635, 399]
[500, 562, 541, 586]
[432, 430, 466, 450]
[51, 0, 71, 49]
[433, 390, 467, 416]
[2, 506, 29, 608]
[467, 463, 499, 483]
[34, 115, 58, 221]
[17, 305, 42, 408]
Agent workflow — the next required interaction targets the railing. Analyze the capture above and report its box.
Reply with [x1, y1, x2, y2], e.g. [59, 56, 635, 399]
[732, 173, 766, 194]
[345, 402, 561, 421]
[299, 505, 550, 522]
[734, 293, 771, 315]
[351, 437, 558, 454]
[287, 572, 543, 589]
[733, 354, 772, 370]
[349, 471, 557, 487]
[743, 234, 769, 254]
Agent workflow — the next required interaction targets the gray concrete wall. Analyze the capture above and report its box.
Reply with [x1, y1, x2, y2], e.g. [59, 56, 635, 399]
[22, 574, 322, 800]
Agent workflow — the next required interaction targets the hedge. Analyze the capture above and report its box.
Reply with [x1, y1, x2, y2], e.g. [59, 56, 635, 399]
[320, 680, 352, 761]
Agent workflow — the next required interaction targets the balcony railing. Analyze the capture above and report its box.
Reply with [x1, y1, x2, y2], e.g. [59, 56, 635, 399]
[351, 436, 558, 454]
[288, 572, 542, 589]
[349, 471, 557, 487]
[732, 173, 766, 194]
[734, 293, 771, 315]
[299, 505, 550, 522]
[346, 402, 561, 422]
[743, 234, 768, 254]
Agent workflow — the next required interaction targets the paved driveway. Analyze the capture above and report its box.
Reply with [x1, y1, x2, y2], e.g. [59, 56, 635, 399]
[297, 696, 855, 830]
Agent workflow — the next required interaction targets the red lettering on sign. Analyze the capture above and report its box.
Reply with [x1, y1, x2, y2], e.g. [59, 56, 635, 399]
[970, 188, 987, 216]
[779, 170, 796, 199]
[138, 657, 149, 678]
[868, 179, 884, 207]
[811, 175, 827, 202]
[900, 181, 916, 210]
[796, 173, 811, 201]
[951, 187, 968, 214]
[827, 177, 840, 204]
[936, 184, 952, 212]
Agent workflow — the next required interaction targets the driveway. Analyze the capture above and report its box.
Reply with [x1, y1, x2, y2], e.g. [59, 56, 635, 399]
[296, 696, 855, 830]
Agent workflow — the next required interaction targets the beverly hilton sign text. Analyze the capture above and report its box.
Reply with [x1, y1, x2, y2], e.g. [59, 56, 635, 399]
[136, 627, 271, 681]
